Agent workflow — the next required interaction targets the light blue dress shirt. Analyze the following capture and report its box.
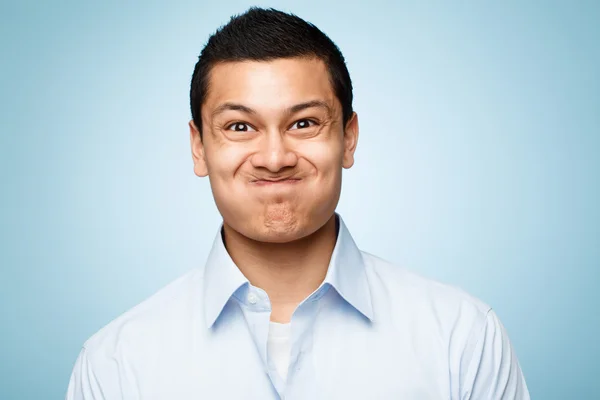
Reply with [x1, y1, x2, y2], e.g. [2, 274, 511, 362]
[66, 215, 529, 399]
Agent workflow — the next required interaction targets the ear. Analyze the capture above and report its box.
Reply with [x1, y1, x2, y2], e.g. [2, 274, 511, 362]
[189, 120, 208, 177]
[342, 112, 359, 169]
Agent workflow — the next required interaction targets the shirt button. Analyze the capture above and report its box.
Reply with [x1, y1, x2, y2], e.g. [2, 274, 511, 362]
[248, 293, 258, 304]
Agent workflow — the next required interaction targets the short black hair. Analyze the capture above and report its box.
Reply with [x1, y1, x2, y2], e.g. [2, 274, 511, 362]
[190, 7, 353, 137]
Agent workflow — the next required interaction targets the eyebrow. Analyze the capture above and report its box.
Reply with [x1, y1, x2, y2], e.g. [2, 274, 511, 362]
[287, 100, 333, 117]
[211, 100, 334, 118]
[211, 102, 256, 117]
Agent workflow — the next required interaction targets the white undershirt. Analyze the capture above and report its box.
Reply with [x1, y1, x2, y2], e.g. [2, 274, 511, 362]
[267, 321, 292, 382]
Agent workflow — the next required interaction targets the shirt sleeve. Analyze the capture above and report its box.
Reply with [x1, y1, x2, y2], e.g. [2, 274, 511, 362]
[65, 347, 109, 400]
[461, 309, 530, 400]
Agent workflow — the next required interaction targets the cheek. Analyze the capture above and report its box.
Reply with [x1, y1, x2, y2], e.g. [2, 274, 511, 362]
[205, 142, 249, 177]
[204, 143, 253, 209]
[204, 145, 250, 220]
[296, 141, 344, 211]
[298, 140, 344, 177]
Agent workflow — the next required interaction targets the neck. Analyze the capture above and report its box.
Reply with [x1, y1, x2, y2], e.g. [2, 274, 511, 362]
[222, 214, 338, 323]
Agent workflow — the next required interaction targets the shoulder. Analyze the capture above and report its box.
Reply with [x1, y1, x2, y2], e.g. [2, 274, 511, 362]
[361, 251, 491, 332]
[82, 268, 204, 357]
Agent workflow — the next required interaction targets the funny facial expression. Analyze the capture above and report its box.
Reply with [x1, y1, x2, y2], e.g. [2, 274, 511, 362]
[190, 57, 358, 243]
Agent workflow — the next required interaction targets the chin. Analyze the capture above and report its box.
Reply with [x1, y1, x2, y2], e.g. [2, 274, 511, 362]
[255, 226, 308, 243]
[221, 201, 334, 244]
[255, 215, 305, 243]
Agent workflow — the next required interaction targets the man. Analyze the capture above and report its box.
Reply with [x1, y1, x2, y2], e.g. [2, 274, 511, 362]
[67, 7, 529, 399]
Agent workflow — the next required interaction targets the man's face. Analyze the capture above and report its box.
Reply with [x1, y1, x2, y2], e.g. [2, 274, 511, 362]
[190, 57, 358, 243]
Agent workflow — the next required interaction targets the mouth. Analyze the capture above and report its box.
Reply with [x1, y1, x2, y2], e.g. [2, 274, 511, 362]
[251, 178, 302, 186]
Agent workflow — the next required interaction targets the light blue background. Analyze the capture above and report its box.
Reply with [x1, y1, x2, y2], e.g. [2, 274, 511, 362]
[1, 1, 598, 398]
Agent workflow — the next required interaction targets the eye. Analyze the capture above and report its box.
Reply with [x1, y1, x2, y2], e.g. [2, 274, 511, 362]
[226, 122, 256, 132]
[289, 119, 317, 130]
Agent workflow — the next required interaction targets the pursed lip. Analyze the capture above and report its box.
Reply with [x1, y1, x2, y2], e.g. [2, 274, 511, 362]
[251, 177, 302, 186]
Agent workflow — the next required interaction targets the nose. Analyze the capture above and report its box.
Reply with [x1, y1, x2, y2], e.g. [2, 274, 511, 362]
[250, 130, 298, 172]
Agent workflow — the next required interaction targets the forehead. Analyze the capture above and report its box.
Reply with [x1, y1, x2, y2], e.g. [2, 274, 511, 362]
[204, 57, 338, 112]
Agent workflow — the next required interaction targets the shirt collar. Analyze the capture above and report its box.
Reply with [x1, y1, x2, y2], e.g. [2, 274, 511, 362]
[202, 213, 373, 328]
[322, 215, 374, 321]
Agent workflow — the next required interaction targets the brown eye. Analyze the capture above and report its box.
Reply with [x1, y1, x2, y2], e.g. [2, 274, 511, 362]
[226, 122, 255, 132]
[290, 119, 316, 130]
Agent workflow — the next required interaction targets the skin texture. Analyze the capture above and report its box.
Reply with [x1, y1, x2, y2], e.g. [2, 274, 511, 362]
[189, 57, 359, 322]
